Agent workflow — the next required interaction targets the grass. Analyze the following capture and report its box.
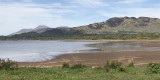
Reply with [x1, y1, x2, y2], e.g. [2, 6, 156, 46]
[0, 67, 160, 80]
[1, 59, 160, 80]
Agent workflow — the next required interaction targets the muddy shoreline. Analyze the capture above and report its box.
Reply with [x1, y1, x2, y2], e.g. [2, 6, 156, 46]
[17, 41, 160, 67]
[18, 51, 160, 67]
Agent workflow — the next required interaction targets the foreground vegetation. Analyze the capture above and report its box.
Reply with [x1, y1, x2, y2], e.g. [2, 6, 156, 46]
[2, 66, 160, 80]
[1, 59, 160, 80]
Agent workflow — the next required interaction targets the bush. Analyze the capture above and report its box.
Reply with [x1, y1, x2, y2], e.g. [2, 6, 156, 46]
[62, 63, 70, 68]
[128, 62, 135, 67]
[105, 60, 125, 72]
[0, 58, 18, 70]
[117, 66, 126, 72]
[147, 63, 160, 74]
[71, 64, 86, 69]
[110, 60, 122, 69]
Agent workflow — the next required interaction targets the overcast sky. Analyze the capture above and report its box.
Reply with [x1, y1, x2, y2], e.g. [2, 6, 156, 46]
[0, 0, 160, 35]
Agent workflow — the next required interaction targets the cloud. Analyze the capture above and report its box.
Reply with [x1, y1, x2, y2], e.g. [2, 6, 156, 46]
[0, 2, 82, 35]
[118, 0, 146, 4]
[99, 8, 160, 18]
[72, 0, 108, 8]
[0, 0, 160, 35]
[22, 0, 32, 2]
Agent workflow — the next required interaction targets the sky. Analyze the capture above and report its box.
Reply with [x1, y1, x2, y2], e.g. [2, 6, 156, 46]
[0, 0, 160, 35]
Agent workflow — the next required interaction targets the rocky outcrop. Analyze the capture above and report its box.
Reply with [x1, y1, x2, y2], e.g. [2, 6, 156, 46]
[88, 23, 105, 29]
[84, 17, 154, 29]
[106, 17, 124, 27]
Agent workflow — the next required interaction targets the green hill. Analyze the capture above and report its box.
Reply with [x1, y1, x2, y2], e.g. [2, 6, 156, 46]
[2, 17, 160, 40]
[73, 17, 160, 34]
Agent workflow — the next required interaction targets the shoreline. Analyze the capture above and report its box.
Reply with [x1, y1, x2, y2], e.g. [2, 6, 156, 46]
[3, 40, 160, 67]
[2, 39, 160, 42]
[18, 51, 160, 67]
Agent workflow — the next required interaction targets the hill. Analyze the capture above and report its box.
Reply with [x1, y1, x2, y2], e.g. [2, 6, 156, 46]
[73, 17, 160, 34]
[2, 17, 160, 40]
[9, 25, 70, 36]
[9, 25, 51, 36]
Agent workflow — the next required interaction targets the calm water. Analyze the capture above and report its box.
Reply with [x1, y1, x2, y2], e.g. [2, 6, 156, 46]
[0, 41, 99, 62]
[1, 41, 160, 62]
[91, 41, 160, 52]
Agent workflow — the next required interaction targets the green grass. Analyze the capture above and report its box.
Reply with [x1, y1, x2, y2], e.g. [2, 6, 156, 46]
[0, 67, 160, 80]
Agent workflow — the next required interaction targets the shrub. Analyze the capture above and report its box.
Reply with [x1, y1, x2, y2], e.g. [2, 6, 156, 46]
[128, 62, 135, 67]
[62, 63, 70, 68]
[71, 64, 86, 69]
[147, 63, 160, 74]
[110, 60, 122, 69]
[105, 60, 125, 72]
[117, 66, 126, 72]
[0, 58, 18, 70]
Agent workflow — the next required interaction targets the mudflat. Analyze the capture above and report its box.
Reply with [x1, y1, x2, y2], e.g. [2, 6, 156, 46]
[18, 51, 160, 67]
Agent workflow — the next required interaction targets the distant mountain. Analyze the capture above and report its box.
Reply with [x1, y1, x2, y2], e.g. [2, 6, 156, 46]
[34, 25, 49, 30]
[9, 29, 33, 36]
[32, 25, 53, 33]
[9, 25, 50, 36]
[9, 17, 160, 38]
[9, 25, 69, 36]
[73, 17, 160, 34]
[56, 26, 70, 30]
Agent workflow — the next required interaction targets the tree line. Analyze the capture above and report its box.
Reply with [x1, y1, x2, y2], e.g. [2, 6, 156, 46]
[1, 29, 160, 40]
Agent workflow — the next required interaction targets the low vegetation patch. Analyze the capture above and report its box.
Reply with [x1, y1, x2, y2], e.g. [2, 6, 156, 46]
[0, 58, 18, 70]
[71, 64, 86, 69]
[147, 63, 160, 74]
[127, 61, 135, 67]
[1, 59, 160, 80]
[105, 60, 126, 72]
[62, 63, 70, 68]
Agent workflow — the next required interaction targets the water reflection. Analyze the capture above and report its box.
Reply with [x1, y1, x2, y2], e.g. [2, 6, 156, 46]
[88, 41, 160, 52]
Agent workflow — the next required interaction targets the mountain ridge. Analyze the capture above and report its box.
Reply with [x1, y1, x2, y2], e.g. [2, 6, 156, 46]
[73, 17, 160, 34]
[9, 17, 160, 36]
[9, 25, 70, 36]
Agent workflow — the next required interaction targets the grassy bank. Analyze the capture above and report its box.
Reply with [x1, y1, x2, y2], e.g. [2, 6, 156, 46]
[1, 67, 160, 80]
[1, 59, 160, 80]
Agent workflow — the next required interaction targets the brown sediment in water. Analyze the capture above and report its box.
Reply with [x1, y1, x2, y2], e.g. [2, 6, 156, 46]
[18, 51, 160, 67]
[142, 42, 160, 47]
